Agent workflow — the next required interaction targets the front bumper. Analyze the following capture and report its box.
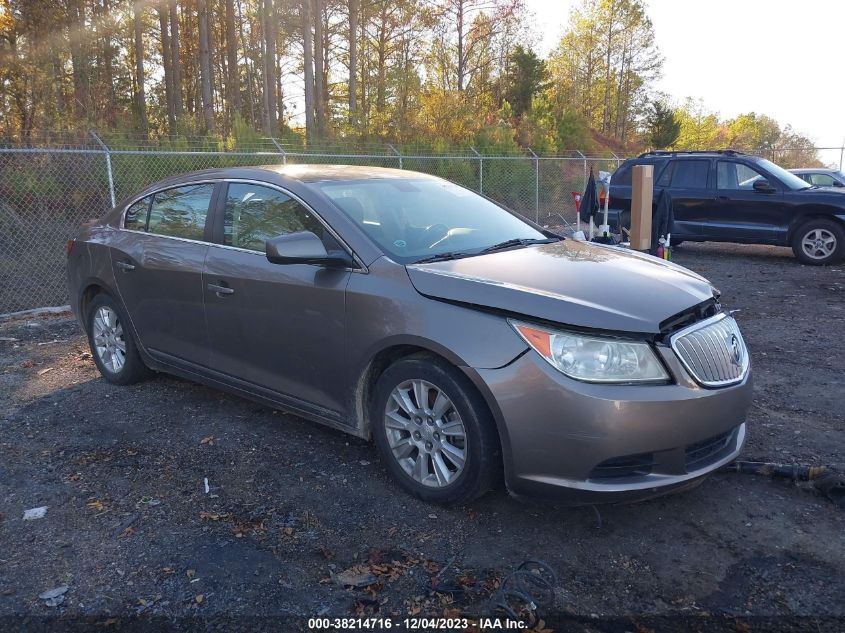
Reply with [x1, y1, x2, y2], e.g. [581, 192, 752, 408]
[470, 344, 752, 503]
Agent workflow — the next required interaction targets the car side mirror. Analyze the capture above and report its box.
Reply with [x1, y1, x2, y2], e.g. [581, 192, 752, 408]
[752, 179, 776, 193]
[265, 231, 353, 267]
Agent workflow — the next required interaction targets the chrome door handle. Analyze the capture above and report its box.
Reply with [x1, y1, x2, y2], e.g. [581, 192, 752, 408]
[116, 261, 135, 271]
[207, 283, 234, 296]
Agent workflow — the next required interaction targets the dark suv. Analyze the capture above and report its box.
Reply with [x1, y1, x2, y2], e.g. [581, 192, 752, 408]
[608, 150, 845, 265]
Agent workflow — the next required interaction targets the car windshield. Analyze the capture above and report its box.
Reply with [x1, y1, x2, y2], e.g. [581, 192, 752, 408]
[317, 178, 550, 263]
[758, 159, 814, 190]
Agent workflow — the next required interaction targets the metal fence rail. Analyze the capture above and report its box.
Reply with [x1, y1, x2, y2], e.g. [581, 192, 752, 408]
[0, 134, 623, 314]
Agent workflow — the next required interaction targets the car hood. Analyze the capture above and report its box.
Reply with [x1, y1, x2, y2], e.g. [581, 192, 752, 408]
[803, 186, 845, 195]
[406, 240, 716, 334]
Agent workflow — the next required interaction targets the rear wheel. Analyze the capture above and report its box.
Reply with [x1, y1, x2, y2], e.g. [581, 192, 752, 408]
[371, 357, 500, 505]
[791, 219, 845, 265]
[86, 294, 150, 385]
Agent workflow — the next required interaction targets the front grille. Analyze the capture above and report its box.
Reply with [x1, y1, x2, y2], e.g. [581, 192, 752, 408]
[590, 453, 655, 480]
[685, 428, 736, 471]
[670, 314, 748, 387]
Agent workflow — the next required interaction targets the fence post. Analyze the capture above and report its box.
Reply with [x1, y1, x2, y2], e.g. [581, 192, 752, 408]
[90, 131, 116, 208]
[611, 152, 621, 169]
[470, 146, 483, 194]
[575, 149, 587, 190]
[270, 137, 287, 165]
[387, 143, 403, 170]
[840, 144, 844, 172]
[527, 147, 539, 223]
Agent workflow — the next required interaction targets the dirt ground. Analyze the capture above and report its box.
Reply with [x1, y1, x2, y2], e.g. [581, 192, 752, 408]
[1, 241, 844, 632]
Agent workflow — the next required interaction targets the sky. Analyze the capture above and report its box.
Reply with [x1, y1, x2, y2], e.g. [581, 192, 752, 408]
[527, 0, 845, 166]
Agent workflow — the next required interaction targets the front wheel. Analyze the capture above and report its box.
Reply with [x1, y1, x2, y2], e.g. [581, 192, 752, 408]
[371, 357, 501, 505]
[791, 219, 845, 265]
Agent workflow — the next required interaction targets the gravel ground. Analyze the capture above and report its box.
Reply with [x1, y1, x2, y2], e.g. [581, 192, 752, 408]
[1, 241, 844, 632]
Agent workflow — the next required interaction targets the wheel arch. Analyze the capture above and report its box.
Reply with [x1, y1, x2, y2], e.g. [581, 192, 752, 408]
[77, 279, 115, 328]
[352, 339, 500, 444]
[787, 208, 845, 242]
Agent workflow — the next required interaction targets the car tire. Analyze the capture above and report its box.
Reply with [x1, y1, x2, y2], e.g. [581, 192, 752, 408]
[86, 293, 151, 385]
[791, 219, 845, 265]
[371, 357, 501, 505]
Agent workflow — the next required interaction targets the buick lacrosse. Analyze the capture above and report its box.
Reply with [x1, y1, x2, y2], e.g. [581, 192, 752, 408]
[67, 165, 752, 504]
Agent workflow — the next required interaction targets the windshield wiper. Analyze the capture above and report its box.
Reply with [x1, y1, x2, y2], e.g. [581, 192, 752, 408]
[478, 237, 560, 255]
[413, 251, 473, 264]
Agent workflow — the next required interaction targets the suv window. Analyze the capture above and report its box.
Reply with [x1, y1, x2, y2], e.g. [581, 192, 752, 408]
[223, 183, 328, 252]
[717, 162, 766, 190]
[807, 172, 837, 187]
[124, 196, 151, 231]
[670, 160, 709, 188]
[614, 159, 667, 187]
[147, 184, 214, 240]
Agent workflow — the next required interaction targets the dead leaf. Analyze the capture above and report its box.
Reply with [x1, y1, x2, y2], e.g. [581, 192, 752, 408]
[332, 567, 378, 588]
[200, 436, 216, 446]
[282, 527, 294, 536]
[195, 594, 204, 604]
[186, 569, 196, 579]
[87, 499, 105, 512]
[37, 367, 54, 376]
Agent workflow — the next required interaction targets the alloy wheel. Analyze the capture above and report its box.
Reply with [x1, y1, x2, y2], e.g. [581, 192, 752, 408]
[92, 306, 126, 374]
[383, 379, 467, 488]
[801, 228, 837, 260]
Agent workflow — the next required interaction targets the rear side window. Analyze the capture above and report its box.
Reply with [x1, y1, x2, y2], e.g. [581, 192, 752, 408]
[124, 196, 151, 231]
[670, 160, 709, 188]
[147, 184, 214, 240]
[223, 183, 328, 252]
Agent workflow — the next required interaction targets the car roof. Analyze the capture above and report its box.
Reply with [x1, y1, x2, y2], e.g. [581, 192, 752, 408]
[636, 149, 753, 159]
[145, 164, 439, 188]
[789, 168, 835, 174]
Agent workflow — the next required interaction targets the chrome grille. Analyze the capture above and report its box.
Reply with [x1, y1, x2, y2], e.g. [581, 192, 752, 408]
[670, 314, 749, 387]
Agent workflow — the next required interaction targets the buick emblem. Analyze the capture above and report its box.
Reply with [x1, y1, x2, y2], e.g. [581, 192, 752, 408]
[728, 334, 743, 366]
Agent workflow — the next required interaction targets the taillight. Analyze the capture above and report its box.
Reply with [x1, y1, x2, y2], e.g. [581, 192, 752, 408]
[66, 239, 75, 257]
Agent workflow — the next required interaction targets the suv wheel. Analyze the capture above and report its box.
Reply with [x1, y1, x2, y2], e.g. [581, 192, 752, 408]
[86, 294, 151, 385]
[371, 357, 500, 505]
[792, 219, 845, 265]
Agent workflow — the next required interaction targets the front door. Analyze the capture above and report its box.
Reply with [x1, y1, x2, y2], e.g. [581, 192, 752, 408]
[109, 182, 216, 366]
[203, 182, 351, 417]
[708, 160, 787, 243]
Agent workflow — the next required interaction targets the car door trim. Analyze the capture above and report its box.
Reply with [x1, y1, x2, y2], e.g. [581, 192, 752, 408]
[144, 347, 356, 432]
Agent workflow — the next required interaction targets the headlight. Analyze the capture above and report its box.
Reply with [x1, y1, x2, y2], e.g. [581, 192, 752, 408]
[509, 320, 669, 384]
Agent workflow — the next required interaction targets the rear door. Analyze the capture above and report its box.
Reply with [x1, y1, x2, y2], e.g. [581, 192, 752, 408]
[202, 181, 352, 417]
[708, 160, 787, 243]
[109, 182, 217, 367]
[662, 159, 714, 238]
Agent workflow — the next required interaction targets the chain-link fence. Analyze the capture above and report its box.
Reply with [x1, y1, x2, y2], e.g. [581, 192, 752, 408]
[0, 134, 624, 314]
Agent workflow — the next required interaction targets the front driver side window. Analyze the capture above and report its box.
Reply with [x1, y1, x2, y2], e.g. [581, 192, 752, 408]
[808, 173, 836, 187]
[223, 183, 331, 252]
[717, 162, 766, 190]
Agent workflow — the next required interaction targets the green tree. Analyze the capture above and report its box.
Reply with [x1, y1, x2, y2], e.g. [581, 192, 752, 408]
[645, 100, 680, 149]
[502, 45, 546, 119]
